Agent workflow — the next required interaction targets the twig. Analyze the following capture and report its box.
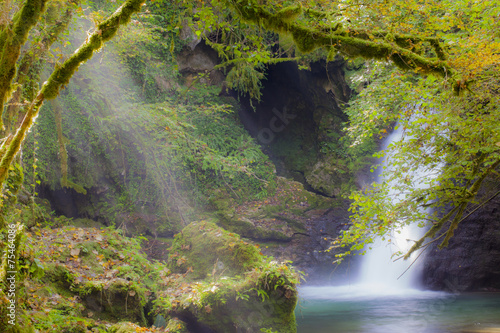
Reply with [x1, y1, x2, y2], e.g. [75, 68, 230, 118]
[396, 246, 427, 280]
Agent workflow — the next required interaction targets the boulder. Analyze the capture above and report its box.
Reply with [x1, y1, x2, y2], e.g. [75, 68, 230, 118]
[159, 220, 299, 333]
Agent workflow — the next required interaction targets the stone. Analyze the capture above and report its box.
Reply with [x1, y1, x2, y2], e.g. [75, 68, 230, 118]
[423, 193, 500, 292]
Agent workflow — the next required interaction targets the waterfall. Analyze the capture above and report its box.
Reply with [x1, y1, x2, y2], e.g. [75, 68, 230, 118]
[357, 124, 430, 292]
[357, 217, 424, 291]
[298, 123, 448, 325]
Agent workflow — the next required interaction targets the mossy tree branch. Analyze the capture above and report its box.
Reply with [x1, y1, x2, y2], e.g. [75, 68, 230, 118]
[3, 1, 78, 135]
[225, 0, 455, 79]
[404, 157, 500, 259]
[0, 0, 49, 129]
[40, 0, 145, 99]
[0, 0, 146, 189]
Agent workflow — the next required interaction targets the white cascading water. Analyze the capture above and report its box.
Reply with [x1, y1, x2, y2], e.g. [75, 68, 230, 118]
[297, 125, 452, 333]
[301, 124, 440, 301]
[356, 124, 425, 293]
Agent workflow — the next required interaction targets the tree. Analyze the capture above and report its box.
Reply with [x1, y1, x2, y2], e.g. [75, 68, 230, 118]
[325, 0, 500, 260]
[0, 0, 144, 330]
[0, 0, 497, 317]
[0, 0, 145, 191]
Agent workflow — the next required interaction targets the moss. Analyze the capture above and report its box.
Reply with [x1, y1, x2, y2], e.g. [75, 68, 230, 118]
[0, 0, 48, 115]
[160, 221, 299, 332]
[173, 262, 298, 333]
[164, 317, 189, 332]
[167, 220, 264, 279]
[0, 163, 24, 227]
[268, 214, 306, 233]
[291, 26, 325, 53]
[77, 279, 147, 324]
[68, 218, 104, 228]
[227, 0, 455, 79]
[40, 0, 145, 100]
[275, 4, 302, 23]
[30, 310, 102, 333]
[218, 216, 292, 242]
[209, 193, 291, 241]
[42, 263, 77, 290]
[108, 322, 143, 333]
[23, 225, 169, 330]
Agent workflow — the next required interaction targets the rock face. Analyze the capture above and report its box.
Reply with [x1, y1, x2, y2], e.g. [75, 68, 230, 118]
[238, 58, 353, 197]
[177, 39, 225, 85]
[423, 194, 500, 292]
[208, 176, 357, 284]
[265, 201, 360, 285]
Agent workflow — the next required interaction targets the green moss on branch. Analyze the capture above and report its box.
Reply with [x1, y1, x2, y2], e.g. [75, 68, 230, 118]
[40, 0, 145, 99]
[0, 0, 49, 125]
[0, 0, 145, 189]
[226, 0, 455, 79]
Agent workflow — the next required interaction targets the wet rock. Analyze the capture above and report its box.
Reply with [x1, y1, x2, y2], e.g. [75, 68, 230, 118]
[423, 194, 500, 292]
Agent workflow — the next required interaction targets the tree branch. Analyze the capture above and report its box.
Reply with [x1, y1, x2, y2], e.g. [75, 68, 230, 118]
[0, 0, 146, 188]
[225, 0, 455, 79]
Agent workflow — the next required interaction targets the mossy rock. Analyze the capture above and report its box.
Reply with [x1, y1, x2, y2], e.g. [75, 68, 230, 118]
[108, 322, 146, 333]
[30, 310, 104, 333]
[42, 263, 77, 290]
[167, 220, 264, 279]
[163, 221, 299, 332]
[80, 279, 147, 325]
[165, 317, 189, 332]
[305, 156, 352, 197]
[218, 217, 292, 242]
[28, 226, 165, 330]
[183, 282, 298, 333]
[69, 218, 106, 228]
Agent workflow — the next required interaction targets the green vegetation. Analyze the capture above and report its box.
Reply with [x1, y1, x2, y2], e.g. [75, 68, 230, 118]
[158, 220, 299, 333]
[1, 0, 500, 331]
[0, 218, 298, 332]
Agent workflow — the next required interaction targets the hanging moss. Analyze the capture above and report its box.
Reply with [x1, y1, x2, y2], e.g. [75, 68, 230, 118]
[0, 162, 24, 228]
[0, 96, 43, 187]
[52, 99, 87, 194]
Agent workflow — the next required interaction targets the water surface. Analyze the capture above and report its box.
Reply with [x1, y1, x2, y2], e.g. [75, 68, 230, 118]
[296, 286, 500, 333]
